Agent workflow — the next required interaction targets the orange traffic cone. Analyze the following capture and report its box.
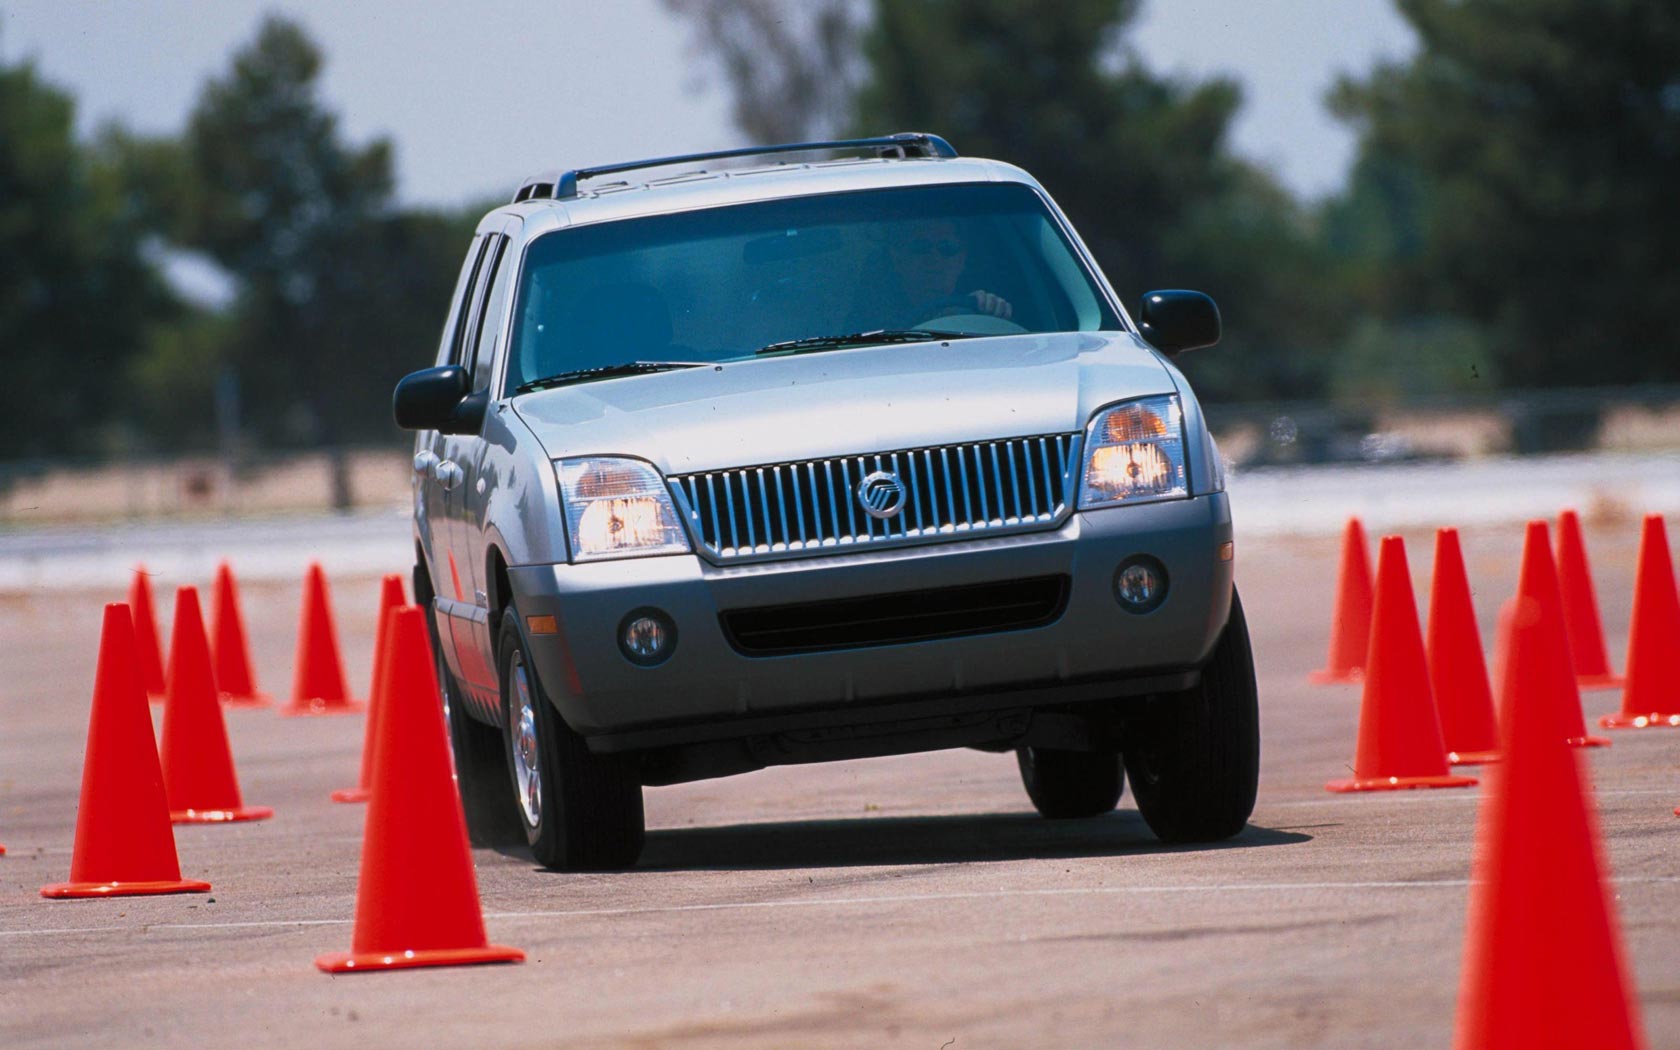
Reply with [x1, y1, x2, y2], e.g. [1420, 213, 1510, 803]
[1556, 509, 1624, 690]
[1601, 514, 1680, 730]
[1451, 592, 1646, 1050]
[161, 587, 273, 824]
[1427, 528, 1501, 765]
[1327, 536, 1477, 792]
[1488, 596, 1516, 697]
[211, 561, 272, 708]
[1310, 517, 1374, 684]
[315, 607, 523, 973]
[41, 604, 211, 899]
[331, 575, 407, 803]
[128, 566, 168, 702]
[1504, 521, 1611, 748]
[282, 562, 364, 717]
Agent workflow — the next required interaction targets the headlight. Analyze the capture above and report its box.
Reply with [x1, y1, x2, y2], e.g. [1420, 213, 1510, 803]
[1078, 395, 1188, 509]
[556, 457, 692, 562]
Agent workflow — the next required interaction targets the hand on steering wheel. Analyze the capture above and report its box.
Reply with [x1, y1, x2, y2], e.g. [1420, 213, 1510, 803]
[932, 290, 1013, 319]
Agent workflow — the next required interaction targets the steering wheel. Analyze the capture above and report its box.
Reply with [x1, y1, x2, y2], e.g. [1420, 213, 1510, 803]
[913, 295, 1029, 336]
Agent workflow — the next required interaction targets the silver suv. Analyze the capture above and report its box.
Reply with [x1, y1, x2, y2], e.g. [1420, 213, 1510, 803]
[394, 134, 1256, 871]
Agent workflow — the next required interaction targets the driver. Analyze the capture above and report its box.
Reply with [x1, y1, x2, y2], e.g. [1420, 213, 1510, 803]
[881, 218, 1013, 326]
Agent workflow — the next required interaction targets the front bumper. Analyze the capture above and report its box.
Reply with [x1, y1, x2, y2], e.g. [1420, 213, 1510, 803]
[508, 492, 1233, 740]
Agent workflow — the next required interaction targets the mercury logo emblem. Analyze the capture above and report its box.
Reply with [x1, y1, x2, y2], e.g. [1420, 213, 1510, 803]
[856, 471, 908, 520]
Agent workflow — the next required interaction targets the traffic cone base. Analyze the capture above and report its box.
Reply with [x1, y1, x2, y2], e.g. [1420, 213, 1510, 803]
[41, 876, 212, 900]
[315, 943, 525, 974]
[281, 696, 365, 717]
[1579, 673, 1625, 691]
[329, 787, 370, 804]
[1326, 772, 1477, 793]
[1309, 667, 1362, 685]
[171, 804, 274, 824]
[1570, 734, 1613, 747]
[1448, 748, 1501, 766]
[220, 690, 274, 709]
[1603, 710, 1680, 728]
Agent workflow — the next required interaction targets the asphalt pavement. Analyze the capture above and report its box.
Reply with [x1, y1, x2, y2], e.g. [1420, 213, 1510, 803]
[1, 519, 1676, 1048]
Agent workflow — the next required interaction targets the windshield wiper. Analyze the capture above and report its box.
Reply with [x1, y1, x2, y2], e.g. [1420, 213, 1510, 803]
[754, 329, 976, 356]
[513, 361, 707, 394]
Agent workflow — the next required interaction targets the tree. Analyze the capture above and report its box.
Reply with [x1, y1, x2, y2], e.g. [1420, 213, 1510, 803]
[0, 41, 175, 459]
[666, 0, 1345, 401]
[141, 14, 482, 501]
[1332, 0, 1680, 388]
[662, 0, 865, 143]
[174, 15, 395, 504]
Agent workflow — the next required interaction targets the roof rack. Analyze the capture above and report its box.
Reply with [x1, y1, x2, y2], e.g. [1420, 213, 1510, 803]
[511, 132, 958, 203]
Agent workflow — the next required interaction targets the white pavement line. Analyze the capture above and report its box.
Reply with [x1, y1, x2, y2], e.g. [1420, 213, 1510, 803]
[1267, 786, 1678, 807]
[7, 875, 1679, 939]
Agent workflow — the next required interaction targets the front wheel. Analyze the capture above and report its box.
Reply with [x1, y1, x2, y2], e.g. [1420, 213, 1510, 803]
[1122, 588, 1260, 843]
[498, 612, 645, 871]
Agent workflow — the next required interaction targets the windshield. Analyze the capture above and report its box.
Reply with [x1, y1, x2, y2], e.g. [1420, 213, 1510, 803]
[504, 182, 1123, 392]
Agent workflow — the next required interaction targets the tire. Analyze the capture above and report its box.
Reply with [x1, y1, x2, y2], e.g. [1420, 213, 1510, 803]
[418, 565, 522, 847]
[1016, 747, 1124, 819]
[1122, 588, 1260, 843]
[497, 612, 645, 871]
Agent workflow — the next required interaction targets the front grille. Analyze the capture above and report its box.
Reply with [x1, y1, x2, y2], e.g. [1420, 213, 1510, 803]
[670, 433, 1081, 562]
[721, 575, 1071, 655]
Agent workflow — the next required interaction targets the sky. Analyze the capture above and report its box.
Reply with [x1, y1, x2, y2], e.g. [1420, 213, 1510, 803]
[1, 0, 1417, 209]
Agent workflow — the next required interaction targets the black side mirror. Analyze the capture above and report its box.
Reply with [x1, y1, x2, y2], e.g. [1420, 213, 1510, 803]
[1137, 290, 1220, 355]
[393, 365, 486, 434]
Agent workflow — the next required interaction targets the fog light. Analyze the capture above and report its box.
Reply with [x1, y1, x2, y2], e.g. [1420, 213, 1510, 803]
[1114, 557, 1168, 613]
[619, 609, 676, 666]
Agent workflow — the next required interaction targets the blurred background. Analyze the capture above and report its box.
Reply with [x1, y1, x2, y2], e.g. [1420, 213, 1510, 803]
[2, 0, 1677, 523]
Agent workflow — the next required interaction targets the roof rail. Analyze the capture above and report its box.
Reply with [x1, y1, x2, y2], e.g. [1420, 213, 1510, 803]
[510, 132, 957, 203]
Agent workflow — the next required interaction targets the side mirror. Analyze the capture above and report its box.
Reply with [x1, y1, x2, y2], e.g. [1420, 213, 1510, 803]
[393, 365, 486, 434]
[1137, 290, 1220, 355]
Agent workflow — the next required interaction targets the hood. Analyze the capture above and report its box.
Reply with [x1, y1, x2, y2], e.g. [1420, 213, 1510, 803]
[511, 330, 1176, 475]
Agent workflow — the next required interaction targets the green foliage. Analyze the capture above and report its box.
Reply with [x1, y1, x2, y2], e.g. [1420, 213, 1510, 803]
[0, 48, 176, 458]
[851, 0, 1343, 402]
[1333, 0, 1680, 387]
[172, 15, 399, 447]
[1330, 315, 1494, 403]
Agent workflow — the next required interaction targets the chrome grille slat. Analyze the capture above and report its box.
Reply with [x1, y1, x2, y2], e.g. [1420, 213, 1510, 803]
[672, 432, 1079, 562]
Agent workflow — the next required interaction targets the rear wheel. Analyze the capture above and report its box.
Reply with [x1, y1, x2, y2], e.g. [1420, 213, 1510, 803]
[498, 612, 645, 871]
[1122, 588, 1260, 843]
[417, 565, 521, 846]
[1016, 747, 1124, 819]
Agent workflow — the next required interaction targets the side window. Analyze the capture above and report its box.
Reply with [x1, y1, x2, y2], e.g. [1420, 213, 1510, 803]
[469, 236, 514, 392]
[454, 233, 504, 370]
[439, 235, 489, 367]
